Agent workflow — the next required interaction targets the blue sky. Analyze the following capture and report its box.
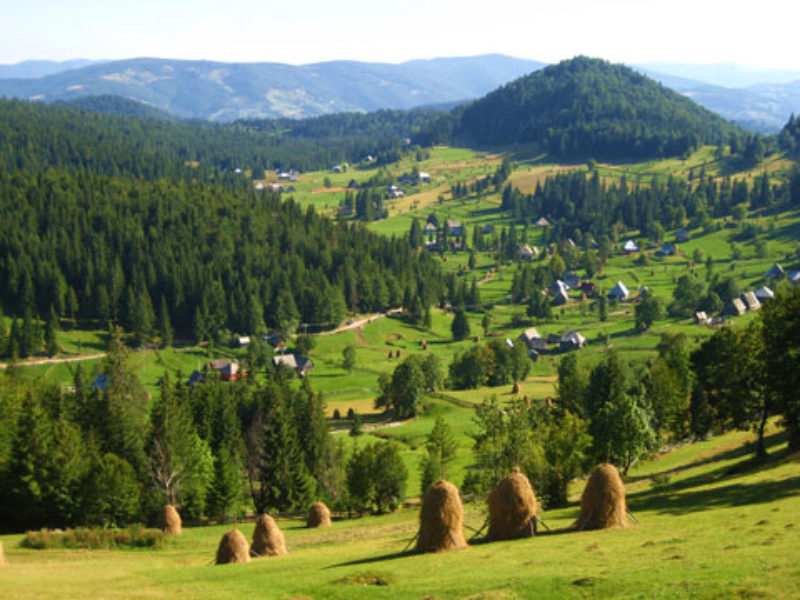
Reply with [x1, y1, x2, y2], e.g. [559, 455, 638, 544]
[1, 0, 798, 68]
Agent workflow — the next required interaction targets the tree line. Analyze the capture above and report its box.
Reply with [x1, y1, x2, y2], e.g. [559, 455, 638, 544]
[0, 329, 409, 532]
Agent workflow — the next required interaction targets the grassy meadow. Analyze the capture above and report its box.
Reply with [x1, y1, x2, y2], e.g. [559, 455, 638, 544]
[1, 423, 798, 599]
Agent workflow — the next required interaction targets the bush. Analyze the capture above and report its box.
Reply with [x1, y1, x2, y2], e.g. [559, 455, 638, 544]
[21, 526, 165, 550]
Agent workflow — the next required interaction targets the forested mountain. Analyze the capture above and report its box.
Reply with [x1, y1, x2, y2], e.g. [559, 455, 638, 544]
[421, 57, 743, 160]
[0, 170, 443, 351]
[56, 95, 178, 121]
[0, 100, 435, 176]
[0, 55, 544, 121]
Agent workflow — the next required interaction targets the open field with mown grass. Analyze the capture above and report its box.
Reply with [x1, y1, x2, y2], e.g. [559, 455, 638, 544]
[2, 423, 797, 599]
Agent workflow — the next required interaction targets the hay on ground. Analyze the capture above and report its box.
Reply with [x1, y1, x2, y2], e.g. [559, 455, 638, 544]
[307, 502, 332, 528]
[215, 529, 251, 565]
[162, 504, 182, 535]
[487, 467, 538, 540]
[251, 514, 287, 557]
[574, 463, 628, 531]
[416, 480, 467, 553]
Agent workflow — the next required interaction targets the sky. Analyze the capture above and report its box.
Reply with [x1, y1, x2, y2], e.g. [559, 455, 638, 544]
[1, 0, 798, 69]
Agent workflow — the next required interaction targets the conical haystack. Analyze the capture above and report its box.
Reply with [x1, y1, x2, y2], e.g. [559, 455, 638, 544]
[416, 480, 467, 553]
[251, 514, 287, 557]
[306, 502, 332, 528]
[574, 463, 628, 530]
[162, 504, 182, 535]
[487, 467, 538, 540]
[215, 529, 251, 565]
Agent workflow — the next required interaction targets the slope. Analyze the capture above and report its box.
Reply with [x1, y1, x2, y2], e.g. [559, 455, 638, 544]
[432, 56, 743, 161]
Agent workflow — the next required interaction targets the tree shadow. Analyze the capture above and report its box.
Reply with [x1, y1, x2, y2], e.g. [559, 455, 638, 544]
[326, 549, 416, 569]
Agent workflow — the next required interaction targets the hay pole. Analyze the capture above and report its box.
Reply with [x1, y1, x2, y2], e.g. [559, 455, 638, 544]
[626, 509, 639, 524]
[402, 531, 419, 553]
[578, 508, 594, 531]
[535, 516, 551, 532]
[468, 517, 489, 541]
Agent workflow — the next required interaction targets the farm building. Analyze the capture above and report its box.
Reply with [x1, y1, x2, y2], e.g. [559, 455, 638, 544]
[263, 333, 286, 351]
[695, 311, 709, 324]
[418, 171, 431, 183]
[765, 263, 785, 280]
[536, 217, 550, 227]
[580, 281, 597, 297]
[187, 370, 204, 386]
[608, 281, 630, 301]
[754, 286, 774, 302]
[296, 357, 314, 377]
[273, 354, 298, 370]
[424, 222, 438, 236]
[520, 327, 547, 350]
[726, 298, 747, 316]
[560, 331, 586, 351]
[237, 336, 251, 348]
[550, 279, 571, 295]
[658, 242, 677, 256]
[742, 291, 761, 312]
[789, 271, 800, 287]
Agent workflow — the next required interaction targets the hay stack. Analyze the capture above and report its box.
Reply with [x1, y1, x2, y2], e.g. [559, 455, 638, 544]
[416, 480, 467, 553]
[251, 514, 287, 557]
[0, 541, 5, 565]
[162, 504, 182, 535]
[574, 463, 628, 531]
[215, 529, 251, 565]
[307, 502, 332, 528]
[511, 381, 521, 395]
[487, 467, 538, 540]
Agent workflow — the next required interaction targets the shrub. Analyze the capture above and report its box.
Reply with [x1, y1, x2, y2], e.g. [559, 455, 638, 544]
[21, 526, 165, 550]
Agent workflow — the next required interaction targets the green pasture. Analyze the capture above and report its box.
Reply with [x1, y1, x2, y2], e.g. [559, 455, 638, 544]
[2, 422, 797, 599]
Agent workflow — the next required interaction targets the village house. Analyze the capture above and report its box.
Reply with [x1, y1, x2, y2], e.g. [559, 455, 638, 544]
[446, 218, 463, 236]
[608, 281, 630, 301]
[424, 222, 438, 236]
[237, 336, 251, 348]
[560, 331, 587, 351]
[519, 327, 547, 351]
[695, 311, 709, 325]
[552, 288, 570, 306]
[536, 216, 550, 228]
[622, 240, 639, 253]
[765, 263, 785, 280]
[562, 270, 581, 289]
[209, 359, 244, 382]
[418, 171, 431, 183]
[263, 333, 286, 352]
[549, 279, 571, 296]
[519, 244, 538, 261]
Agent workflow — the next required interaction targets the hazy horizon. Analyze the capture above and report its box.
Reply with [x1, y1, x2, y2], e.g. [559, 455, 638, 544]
[1, 0, 798, 70]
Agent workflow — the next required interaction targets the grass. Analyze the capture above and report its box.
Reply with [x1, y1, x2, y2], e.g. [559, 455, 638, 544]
[2, 425, 798, 599]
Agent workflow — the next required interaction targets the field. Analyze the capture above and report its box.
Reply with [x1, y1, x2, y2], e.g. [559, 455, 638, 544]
[2, 424, 798, 599]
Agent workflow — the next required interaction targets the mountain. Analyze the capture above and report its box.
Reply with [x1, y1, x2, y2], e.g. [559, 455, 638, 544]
[638, 69, 800, 134]
[636, 62, 800, 88]
[429, 57, 742, 160]
[0, 55, 544, 121]
[0, 59, 105, 79]
[55, 94, 178, 121]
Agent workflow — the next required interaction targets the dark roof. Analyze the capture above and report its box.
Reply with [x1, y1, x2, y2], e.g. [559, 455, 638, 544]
[92, 373, 112, 392]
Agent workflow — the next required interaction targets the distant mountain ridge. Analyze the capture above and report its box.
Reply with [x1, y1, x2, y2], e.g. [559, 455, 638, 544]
[0, 59, 106, 79]
[0, 55, 545, 122]
[1, 55, 797, 131]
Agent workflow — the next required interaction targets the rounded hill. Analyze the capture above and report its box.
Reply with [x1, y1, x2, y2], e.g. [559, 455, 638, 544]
[441, 56, 742, 160]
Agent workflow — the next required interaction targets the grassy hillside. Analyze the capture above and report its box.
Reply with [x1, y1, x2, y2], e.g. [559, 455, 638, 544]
[1, 423, 797, 599]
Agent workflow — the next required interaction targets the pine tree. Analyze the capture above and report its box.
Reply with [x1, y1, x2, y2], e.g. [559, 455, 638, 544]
[158, 297, 174, 347]
[451, 307, 470, 341]
[45, 305, 59, 357]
